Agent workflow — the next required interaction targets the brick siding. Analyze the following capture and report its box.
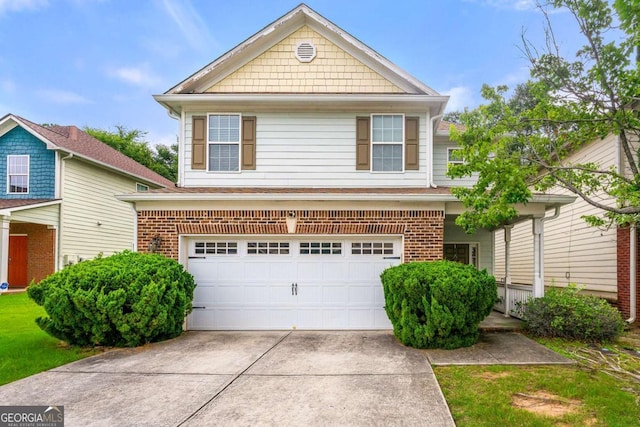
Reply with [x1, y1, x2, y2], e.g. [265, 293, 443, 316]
[617, 226, 640, 322]
[9, 222, 55, 284]
[138, 209, 444, 261]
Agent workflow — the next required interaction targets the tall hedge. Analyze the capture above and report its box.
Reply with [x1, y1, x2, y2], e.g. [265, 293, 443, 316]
[381, 261, 497, 349]
[28, 251, 195, 347]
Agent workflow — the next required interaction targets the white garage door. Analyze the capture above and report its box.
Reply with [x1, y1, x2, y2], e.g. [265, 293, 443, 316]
[186, 237, 402, 330]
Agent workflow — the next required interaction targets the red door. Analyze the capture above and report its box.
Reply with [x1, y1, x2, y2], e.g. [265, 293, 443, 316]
[8, 236, 28, 286]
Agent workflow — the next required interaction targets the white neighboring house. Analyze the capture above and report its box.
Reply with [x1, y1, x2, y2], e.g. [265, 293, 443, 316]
[0, 114, 173, 287]
[494, 132, 639, 322]
[119, 4, 573, 330]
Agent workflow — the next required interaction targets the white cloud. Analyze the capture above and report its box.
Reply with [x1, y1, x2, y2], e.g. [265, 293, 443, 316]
[36, 89, 91, 105]
[500, 66, 531, 86]
[148, 131, 178, 148]
[160, 0, 217, 53]
[0, 0, 48, 15]
[108, 65, 163, 88]
[443, 86, 476, 112]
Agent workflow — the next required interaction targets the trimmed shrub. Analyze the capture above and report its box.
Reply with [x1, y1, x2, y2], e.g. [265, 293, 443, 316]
[28, 251, 195, 347]
[381, 260, 497, 349]
[522, 285, 625, 342]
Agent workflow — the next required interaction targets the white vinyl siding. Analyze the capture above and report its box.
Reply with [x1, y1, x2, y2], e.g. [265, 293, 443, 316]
[182, 112, 428, 187]
[60, 158, 137, 261]
[432, 136, 477, 187]
[494, 135, 619, 295]
[11, 204, 59, 226]
[444, 221, 493, 273]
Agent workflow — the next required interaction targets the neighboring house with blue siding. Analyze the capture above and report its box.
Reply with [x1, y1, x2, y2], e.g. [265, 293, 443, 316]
[0, 114, 173, 287]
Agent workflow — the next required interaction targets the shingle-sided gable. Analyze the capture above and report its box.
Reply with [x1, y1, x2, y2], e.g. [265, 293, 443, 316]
[0, 126, 55, 199]
[206, 26, 404, 94]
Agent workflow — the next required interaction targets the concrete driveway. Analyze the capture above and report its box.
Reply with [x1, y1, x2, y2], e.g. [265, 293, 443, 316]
[1, 331, 455, 426]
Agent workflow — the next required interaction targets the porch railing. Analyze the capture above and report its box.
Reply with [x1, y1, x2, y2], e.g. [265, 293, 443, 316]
[495, 281, 534, 319]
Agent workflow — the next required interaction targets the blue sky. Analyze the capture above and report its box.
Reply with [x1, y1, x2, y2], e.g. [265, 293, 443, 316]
[0, 0, 582, 147]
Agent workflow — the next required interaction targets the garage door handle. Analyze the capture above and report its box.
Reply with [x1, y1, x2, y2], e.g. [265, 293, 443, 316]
[189, 256, 206, 259]
[192, 306, 206, 309]
[383, 256, 401, 260]
[291, 283, 298, 296]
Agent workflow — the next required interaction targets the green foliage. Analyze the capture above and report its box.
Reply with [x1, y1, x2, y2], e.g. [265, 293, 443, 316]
[523, 285, 626, 342]
[28, 251, 195, 347]
[448, 0, 640, 233]
[381, 261, 497, 349]
[85, 125, 178, 182]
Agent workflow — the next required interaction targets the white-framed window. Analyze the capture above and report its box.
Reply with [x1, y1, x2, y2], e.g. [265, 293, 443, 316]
[351, 242, 394, 255]
[194, 241, 238, 255]
[300, 242, 342, 255]
[371, 114, 404, 172]
[7, 155, 29, 194]
[247, 242, 290, 255]
[208, 114, 240, 172]
[447, 148, 464, 166]
[136, 183, 149, 192]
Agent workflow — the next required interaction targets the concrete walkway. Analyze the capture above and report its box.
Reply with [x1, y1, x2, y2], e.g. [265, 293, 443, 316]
[424, 332, 574, 366]
[0, 331, 455, 427]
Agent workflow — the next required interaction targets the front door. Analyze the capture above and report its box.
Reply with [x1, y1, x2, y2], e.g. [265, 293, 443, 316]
[8, 235, 28, 286]
[443, 244, 469, 265]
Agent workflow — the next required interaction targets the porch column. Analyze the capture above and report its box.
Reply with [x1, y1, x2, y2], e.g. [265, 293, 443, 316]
[0, 215, 10, 284]
[503, 225, 513, 317]
[532, 217, 545, 298]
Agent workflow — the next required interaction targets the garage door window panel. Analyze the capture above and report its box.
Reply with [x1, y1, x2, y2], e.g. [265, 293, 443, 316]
[300, 242, 342, 255]
[351, 242, 394, 255]
[247, 242, 290, 255]
[194, 241, 238, 255]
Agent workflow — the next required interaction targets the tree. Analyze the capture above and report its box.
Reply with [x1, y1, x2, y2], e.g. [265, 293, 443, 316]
[447, 0, 640, 233]
[443, 110, 464, 124]
[85, 126, 178, 182]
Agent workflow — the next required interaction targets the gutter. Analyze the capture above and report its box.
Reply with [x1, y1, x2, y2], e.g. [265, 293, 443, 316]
[627, 224, 637, 323]
[429, 113, 443, 188]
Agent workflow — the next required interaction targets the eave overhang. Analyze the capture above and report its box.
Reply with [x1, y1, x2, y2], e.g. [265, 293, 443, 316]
[154, 93, 449, 117]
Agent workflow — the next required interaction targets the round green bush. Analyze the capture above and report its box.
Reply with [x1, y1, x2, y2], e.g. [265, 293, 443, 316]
[28, 251, 196, 347]
[381, 260, 497, 349]
[523, 285, 625, 342]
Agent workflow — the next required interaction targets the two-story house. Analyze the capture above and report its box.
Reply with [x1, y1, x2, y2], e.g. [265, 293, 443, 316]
[0, 114, 173, 288]
[119, 4, 574, 330]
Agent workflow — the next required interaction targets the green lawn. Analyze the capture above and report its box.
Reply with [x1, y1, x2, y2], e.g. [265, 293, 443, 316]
[435, 330, 640, 427]
[0, 292, 99, 386]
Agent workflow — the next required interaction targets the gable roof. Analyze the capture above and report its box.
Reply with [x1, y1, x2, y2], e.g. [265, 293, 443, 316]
[0, 114, 174, 188]
[165, 4, 439, 97]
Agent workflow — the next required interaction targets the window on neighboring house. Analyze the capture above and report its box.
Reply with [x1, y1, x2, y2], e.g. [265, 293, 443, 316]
[371, 114, 403, 172]
[447, 148, 464, 166]
[7, 155, 29, 194]
[208, 114, 240, 172]
[136, 183, 149, 192]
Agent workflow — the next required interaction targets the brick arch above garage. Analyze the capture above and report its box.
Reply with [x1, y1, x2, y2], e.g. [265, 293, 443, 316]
[136, 209, 444, 262]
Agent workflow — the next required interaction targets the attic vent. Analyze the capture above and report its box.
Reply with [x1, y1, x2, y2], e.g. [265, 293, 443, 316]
[295, 41, 316, 63]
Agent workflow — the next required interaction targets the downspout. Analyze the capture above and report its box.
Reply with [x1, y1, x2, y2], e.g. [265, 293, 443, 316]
[130, 202, 138, 252]
[58, 152, 73, 270]
[627, 224, 637, 323]
[532, 205, 562, 298]
[429, 113, 443, 188]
